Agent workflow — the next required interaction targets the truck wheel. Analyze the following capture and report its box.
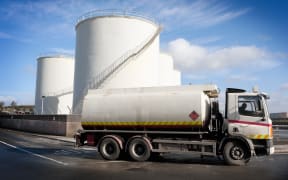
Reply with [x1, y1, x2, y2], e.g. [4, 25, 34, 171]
[223, 141, 250, 166]
[99, 138, 121, 160]
[128, 138, 151, 161]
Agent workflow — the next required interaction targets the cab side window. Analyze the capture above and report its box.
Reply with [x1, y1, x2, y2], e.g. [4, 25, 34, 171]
[238, 96, 264, 117]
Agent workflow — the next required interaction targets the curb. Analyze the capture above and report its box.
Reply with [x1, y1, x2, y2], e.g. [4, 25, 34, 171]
[1, 128, 75, 144]
[33, 134, 75, 143]
[274, 145, 288, 153]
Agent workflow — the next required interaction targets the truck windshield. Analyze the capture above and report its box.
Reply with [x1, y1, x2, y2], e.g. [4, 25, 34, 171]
[238, 96, 264, 117]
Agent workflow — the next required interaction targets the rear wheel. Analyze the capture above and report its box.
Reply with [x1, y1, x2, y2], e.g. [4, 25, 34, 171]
[223, 141, 251, 166]
[99, 138, 121, 160]
[128, 138, 151, 161]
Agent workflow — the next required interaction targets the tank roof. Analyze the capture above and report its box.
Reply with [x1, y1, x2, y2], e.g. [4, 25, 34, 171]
[75, 9, 159, 29]
[37, 54, 74, 61]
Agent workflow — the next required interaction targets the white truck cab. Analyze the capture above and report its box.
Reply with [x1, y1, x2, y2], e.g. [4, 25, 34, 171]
[225, 88, 274, 157]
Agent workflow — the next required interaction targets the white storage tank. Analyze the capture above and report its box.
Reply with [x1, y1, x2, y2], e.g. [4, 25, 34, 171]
[73, 11, 160, 114]
[34, 55, 74, 114]
[158, 53, 181, 86]
[81, 85, 218, 130]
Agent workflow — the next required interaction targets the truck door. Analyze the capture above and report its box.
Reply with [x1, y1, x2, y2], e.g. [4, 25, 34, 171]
[229, 95, 270, 139]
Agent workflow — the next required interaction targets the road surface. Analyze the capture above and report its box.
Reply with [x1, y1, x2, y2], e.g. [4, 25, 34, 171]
[0, 128, 287, 180]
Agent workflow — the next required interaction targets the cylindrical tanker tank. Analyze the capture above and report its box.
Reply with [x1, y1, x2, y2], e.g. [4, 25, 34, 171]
[73, 11, 160, 114]
[34, 55, 74, 114]
[81, 85, 218, 130]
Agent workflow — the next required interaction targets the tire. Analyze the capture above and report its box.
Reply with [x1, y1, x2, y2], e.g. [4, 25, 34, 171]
[99, 138, 121, 160]
[128, 138, 151, 162]
[223, 141, 251, 166]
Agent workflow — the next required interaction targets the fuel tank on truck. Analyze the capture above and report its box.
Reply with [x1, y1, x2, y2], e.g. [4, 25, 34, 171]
[81, 85, 218, 130]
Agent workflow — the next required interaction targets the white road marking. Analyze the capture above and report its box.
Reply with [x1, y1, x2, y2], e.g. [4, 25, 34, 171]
[93, 160, 128, 164]
[79, 147, 98, 151]
[53, 149, 82, 155]
[0, 140, 68, 166]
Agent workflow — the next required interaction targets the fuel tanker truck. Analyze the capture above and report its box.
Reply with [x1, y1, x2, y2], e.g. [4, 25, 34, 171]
[75, 85, 274, 165]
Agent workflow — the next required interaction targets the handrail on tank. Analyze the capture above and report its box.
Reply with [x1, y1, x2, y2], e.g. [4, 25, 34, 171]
[43, 86, 73, 97]
[87, 25, 161, 90]
[75, 9, 159, 27]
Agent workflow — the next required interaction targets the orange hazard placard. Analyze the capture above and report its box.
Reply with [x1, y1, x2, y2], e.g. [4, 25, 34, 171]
[189, 111, 199, 121]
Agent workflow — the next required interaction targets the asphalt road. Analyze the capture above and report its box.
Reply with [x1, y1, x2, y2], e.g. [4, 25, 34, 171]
[0, 129, 288, 180]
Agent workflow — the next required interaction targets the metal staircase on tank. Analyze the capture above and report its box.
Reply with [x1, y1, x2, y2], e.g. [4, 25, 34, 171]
[40, 87, 73, 114]
[43, 87, 73, 97]
[44, 25, 161, 114]
[73, 25, 162, 114]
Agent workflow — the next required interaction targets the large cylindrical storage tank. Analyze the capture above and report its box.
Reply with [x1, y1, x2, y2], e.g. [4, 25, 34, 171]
[73, 11, 160, 114]
[158, 53, 181, 86]
[34, 55, 74, 114]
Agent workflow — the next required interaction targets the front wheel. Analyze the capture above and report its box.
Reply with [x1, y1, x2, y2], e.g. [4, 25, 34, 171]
[223, 141, 251, 166]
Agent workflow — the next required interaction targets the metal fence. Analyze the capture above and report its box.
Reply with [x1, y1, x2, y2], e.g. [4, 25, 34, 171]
[273, 125, 288, 143]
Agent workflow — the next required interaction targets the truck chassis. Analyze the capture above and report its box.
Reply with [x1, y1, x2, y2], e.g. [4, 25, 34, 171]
[75, 129, 254, 166]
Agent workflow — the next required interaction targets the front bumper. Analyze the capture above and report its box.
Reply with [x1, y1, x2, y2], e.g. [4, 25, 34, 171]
[266, 139, 274, 155]
[252, 139, 274, 156]
[267, 146, 275, 155]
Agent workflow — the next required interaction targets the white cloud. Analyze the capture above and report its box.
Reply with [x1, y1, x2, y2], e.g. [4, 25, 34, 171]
[185, 74, 207, 80]
[268, 91, 288, 113]
[280, 83, 288, 90]
[0, 31, 32, 43]
[191, 36, 222, 45]
[0, 0, 250, 38]
[0, 31, 13, 39]
[269, 83, 288, 112]
[225, 74, 258, 82]
[156, 0, 250, 28]
[168, 38, 280, 74]
[0, 92, 34, 106]
[0, 1, 83, 38]
[0, 96, 16, 105]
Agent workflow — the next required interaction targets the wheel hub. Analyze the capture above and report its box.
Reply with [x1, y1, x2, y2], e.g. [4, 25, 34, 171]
[231, 146, 244, 160]
[105, 143, 115, 154]
[135, 144, 145, 156]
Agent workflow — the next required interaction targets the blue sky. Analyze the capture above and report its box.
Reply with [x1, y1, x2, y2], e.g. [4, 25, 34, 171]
[0, 0, 287, 113]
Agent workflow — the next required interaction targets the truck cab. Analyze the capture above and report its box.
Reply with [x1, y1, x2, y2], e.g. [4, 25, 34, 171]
[225, 88, 274, 156]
